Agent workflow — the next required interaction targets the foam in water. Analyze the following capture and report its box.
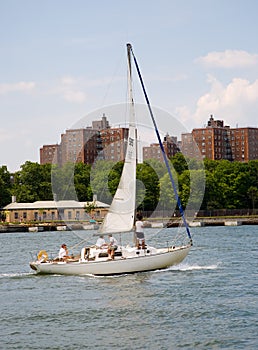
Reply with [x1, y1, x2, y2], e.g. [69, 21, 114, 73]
[0, 272, 34, 279]
[169, 262, 220, 271]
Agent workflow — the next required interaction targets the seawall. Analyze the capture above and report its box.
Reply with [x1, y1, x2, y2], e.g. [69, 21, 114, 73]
[1, 216, 258, 233]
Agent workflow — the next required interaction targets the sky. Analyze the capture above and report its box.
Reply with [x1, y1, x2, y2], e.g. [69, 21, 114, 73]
[1, 0, 258, 172]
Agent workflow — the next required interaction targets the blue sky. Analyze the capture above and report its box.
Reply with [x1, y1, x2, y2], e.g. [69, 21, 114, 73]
[1, 0, 258, 171]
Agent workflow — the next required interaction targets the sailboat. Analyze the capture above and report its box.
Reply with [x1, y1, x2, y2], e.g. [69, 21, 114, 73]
[29, 43, 192, 276]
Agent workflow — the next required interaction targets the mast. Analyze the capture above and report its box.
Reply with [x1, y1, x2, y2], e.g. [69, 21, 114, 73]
[127, 43, 134, 122]
[98, 44, 137, 235]
[128, 43, 192, 243]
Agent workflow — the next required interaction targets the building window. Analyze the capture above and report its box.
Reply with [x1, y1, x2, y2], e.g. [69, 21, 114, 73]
[68, 211, 72, 220]
[14, 212, 19, 220]
[23, 212, 27, 219]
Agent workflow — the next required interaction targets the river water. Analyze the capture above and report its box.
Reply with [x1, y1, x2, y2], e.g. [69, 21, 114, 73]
[0, 225, 257, 349]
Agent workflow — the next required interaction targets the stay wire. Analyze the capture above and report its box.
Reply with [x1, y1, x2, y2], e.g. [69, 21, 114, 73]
[129, 44, 192, 243]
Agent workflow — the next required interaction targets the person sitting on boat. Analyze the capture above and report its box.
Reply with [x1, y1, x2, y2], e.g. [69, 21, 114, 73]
[58, 243, 71, 261]
[135, 214, 146, 249]
[95, 235, 107, 249]
[107, 234, 118, 260]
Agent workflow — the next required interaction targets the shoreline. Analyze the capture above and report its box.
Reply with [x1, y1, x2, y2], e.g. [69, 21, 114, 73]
[1, 216, 258, 233]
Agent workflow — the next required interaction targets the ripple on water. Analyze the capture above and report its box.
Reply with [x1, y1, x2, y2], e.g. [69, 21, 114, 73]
[0, 226, 257, 349]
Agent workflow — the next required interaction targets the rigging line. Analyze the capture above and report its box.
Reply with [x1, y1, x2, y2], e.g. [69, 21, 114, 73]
[99, 50, 124, 108]
[69, 237, 91, 251]
[129, 44, 192, 242]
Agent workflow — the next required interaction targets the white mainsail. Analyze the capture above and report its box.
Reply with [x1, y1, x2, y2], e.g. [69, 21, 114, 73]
[99, 44, 137, 234]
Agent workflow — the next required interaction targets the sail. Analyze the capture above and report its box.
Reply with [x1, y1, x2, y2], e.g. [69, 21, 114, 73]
[99, 44, 137, 234]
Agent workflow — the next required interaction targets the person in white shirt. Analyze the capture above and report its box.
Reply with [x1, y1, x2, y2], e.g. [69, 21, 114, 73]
[58, 243, 70, 260]
[95, 235, 107, 248]
[107, 234, 118, 259]
[135, 214, 145, 249]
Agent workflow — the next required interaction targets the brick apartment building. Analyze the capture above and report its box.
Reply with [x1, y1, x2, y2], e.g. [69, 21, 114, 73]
[230, 127, 258, 161]
[143, 134, 179, 161]
[40, 144, 61, 165]
[101, 127, 129, 162]
[40, 114, 258, 166]
[60, 128, 102, 165]
[181, 115, 258, 161]
[40, 115, 129, 165]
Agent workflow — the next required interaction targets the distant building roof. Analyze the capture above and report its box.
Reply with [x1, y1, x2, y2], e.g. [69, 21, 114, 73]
[4, 200, 109, 210]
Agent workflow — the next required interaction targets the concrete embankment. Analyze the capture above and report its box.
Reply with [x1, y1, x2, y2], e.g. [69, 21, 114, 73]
[1, 217, 258, 233]
[0, 222, 98, 233]
[0, 223, 63, 233]
[167, 217, 258, 227]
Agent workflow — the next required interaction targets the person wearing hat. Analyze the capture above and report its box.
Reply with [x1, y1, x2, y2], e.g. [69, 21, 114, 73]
[58, 243, 70, 261]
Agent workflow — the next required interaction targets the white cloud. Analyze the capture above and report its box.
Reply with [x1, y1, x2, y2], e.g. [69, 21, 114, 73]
[51, 76, 87, 103]
[61, 76, 78, 85]
[196, 50, 258, 68]
[63, 90, 86, 103]
[174, 106, 193, 130]
[52, 75, 123, 103]
[0, 128, 14, 143]
[0, 81, 35, 94]
[176, 75, 258, 128]
[195, 75, 258, 125]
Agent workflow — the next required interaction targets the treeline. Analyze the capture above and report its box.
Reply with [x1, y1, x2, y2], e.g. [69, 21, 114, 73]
[1, 154, 258, 212]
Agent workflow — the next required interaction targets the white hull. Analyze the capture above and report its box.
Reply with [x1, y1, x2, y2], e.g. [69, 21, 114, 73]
[30, 245, 191, 276]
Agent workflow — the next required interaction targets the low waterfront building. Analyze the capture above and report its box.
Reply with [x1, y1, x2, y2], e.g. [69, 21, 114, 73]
[4, 199, 109, 223]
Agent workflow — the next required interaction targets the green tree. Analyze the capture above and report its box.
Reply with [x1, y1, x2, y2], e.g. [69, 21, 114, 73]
[143, 158, 166, 178]
[179, 169, 205, 210]
[74, 162, 92, 201]
[136, 162, 160, 212]
[159, 171, 177, 212]
[84, 200, 97, 218]
[247, 186, 258, 210]
[0, 166, 12, 207]
[90, 160, 116, 204]
[171, 153, 189, 175]
[51, 163, 78, 201]
[202, 171, 222, 210]
[107, 161, 124, 196]
[13, 162, 52, 202]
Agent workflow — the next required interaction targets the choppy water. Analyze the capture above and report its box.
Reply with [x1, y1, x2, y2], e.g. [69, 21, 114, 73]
[0, 225, 257, 349]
